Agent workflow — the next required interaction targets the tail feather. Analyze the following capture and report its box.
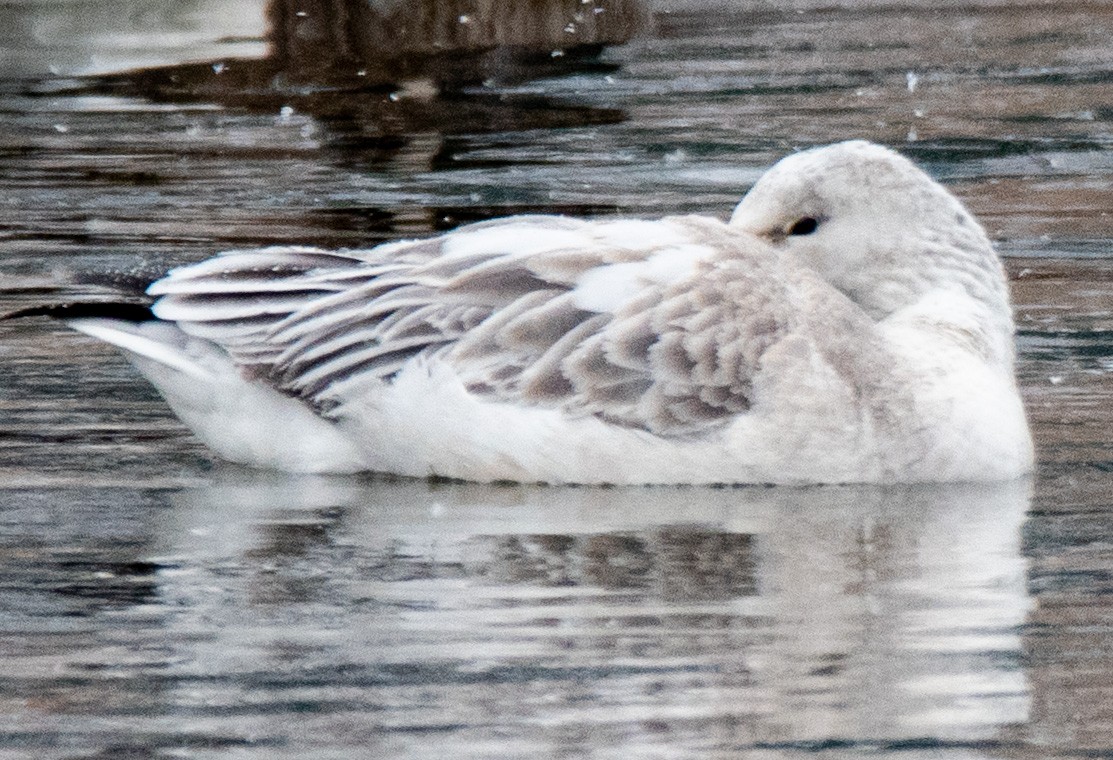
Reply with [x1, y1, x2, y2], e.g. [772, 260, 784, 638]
[66, 318, 215, 380]
[1, 270, 367, 473]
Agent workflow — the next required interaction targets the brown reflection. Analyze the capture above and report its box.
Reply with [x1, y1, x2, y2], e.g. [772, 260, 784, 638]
[66, 0, 639, 145]
[467, 526, 756, 600]
[266, 0, 645, 88]
[656, 526, 757, 600]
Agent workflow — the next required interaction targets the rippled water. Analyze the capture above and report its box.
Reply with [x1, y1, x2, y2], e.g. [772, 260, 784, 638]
[1, 1, 1112, 757]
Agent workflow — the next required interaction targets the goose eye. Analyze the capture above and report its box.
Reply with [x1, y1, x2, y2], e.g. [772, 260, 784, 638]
[787, 217, 820, 236]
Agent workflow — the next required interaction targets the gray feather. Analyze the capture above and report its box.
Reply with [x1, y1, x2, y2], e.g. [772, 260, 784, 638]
[142, 214, 809, 434]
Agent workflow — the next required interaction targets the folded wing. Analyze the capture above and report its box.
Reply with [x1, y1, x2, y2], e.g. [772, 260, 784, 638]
[150, 215, 832, 436]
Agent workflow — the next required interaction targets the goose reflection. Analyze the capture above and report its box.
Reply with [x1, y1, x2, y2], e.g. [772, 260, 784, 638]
[150, 474, 1032, 754]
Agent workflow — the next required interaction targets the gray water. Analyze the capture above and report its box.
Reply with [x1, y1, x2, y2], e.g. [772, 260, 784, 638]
[1, 1, 1112, 757]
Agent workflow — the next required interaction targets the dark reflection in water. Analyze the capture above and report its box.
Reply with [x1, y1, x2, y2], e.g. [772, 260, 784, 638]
[142, 0, 642, 93]
[469, 527, 756, 599]
[38, 0, 640, 154]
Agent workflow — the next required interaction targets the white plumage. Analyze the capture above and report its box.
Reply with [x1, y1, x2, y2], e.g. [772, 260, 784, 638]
[61, 140, 1034, 484]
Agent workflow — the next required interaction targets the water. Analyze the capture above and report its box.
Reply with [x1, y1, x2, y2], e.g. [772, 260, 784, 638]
[0, 479, 1034, 758]
[1, 1, 1112, 757]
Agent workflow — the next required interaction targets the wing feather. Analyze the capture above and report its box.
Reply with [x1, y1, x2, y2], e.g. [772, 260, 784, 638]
[144, 215, 841, 436]
[518, 314, 612, 403]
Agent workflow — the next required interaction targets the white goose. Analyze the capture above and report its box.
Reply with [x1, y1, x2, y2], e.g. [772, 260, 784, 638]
[45, 140, 1033, 484]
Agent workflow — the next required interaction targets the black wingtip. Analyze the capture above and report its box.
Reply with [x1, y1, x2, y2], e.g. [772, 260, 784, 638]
[1, 301, 155, 323]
